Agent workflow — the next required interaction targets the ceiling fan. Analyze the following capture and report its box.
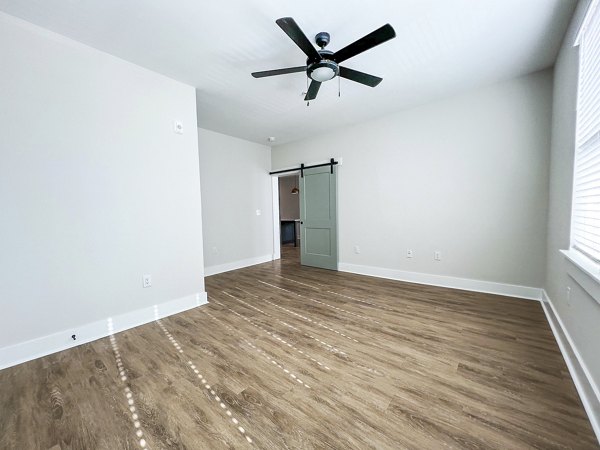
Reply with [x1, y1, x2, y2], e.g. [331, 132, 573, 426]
[252, 17, 396, 101]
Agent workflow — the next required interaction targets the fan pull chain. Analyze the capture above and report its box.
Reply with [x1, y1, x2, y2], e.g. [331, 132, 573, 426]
[306, 76, 309, 107]
[338, 75, 341, 97]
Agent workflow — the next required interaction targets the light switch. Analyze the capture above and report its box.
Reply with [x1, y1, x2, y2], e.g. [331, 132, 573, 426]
[173, 120, 184, 134]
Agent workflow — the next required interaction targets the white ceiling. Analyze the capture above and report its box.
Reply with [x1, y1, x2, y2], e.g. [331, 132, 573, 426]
[0, 0, 576, 145]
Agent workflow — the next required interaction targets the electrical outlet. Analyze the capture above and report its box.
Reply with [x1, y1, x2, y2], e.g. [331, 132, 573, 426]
[406, 249, 413, 258]
[354, 245, 361, 254]
[434, 251, 442, 261]
[256, 209, 261, 216]
[143, 274, 152, 288]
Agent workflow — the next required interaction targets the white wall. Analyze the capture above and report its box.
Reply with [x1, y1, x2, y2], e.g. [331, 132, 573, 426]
[273, 71, 553, 295]
[545, 0, 600, 426]
[0, 13, 206, 364]
[198, 128, 274, 275]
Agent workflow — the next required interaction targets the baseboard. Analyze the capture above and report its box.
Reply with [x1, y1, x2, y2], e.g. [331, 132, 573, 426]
[204, 254, 273, 277]
[338, 262, 542, 300]
[0, 292, 208, 371]
[541, 291, 600, 442]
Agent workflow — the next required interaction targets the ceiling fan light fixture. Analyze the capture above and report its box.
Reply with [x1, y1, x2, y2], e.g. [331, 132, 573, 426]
[308, 61, 338, 82]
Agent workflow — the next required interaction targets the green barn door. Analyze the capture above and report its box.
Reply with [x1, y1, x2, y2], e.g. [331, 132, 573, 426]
[300, 165, 338, 270]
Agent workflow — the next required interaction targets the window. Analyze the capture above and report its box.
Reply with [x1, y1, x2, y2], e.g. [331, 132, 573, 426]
[571, 0, 600, 263]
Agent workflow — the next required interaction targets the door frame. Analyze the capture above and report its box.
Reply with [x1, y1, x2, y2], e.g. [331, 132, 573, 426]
[270, 158, 342, 263]
[271, 175, 282, 261]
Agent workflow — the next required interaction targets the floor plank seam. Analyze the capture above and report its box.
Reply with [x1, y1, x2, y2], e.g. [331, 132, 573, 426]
[278, 320, 347, 355]
[258, 279, 383, 324]
[219, 292, 332, 371]
[325, 289, 398, 312]
[107, 327, 148, 449]
[257, 295, 360, 343]
[218, 288, 384, 378]
[203, 309, 312, 389]
[155, 319, 254, 445]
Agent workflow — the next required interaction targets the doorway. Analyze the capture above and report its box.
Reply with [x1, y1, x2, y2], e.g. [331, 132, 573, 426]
[278, 175, 301, 262]
[271, 160, 339, 270]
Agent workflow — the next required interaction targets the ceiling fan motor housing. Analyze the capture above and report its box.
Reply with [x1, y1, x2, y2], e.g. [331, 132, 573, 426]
[307, 49, 339, 82]
[315, 31, 330, 48]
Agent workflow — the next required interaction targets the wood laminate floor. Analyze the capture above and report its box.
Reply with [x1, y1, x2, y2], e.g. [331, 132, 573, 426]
[0, 246, 598, 449]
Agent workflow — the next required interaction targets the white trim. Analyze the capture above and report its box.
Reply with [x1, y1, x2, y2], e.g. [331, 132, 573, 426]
[562, 249, 600, 306]
[562, 248, 600, 283]
[575, 0, 599, 46]
[0, 292, 208, 371]
[272, 177, 281, 261]
[541, 290, 600, 443]
[204, 254, 273, 277]
[338, 263, 542, 300]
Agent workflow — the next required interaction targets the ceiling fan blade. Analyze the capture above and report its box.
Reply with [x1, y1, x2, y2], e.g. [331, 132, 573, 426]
[276, 17, 322, 61]
[333, 24, 396, 63]
[339, 66, 383, 87]
[252, 66, 307, 78]
[304, 80, 321, 101]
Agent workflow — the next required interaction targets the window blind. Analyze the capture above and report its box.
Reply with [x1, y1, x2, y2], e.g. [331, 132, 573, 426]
[573, 0, 600, 262]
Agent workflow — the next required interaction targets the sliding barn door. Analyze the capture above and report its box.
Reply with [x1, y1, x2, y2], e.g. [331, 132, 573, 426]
[300, 165, 338, 270]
